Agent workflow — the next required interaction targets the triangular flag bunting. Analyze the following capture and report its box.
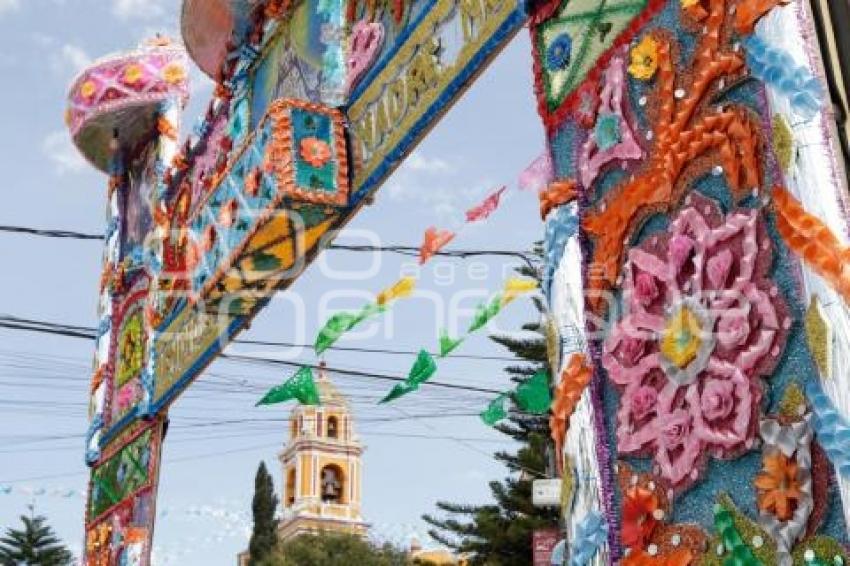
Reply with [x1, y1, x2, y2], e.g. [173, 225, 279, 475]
[419, 227, 456, 264]
[438, 329, 464, 358]
[468, 294, 504, 333]
[518, 152, 554, 193]
[379, 382, 417, 404]
[480, 394, 509, 426]
[502, 277, 539, 305]
[514, 370, 552, 414]
[466, 186, 507, 223]
[256, 366, 321, 406]
[378, 350, 437, 403]
[376, 276, 416, 306]
[314, 303, 383, 354]
[407, 349, 437, 385]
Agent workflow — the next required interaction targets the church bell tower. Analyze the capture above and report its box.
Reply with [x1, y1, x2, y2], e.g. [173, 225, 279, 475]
[277, 363, 368, 540]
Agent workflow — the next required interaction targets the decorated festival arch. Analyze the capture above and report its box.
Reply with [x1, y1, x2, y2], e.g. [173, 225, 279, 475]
[64, 0, 850, 563]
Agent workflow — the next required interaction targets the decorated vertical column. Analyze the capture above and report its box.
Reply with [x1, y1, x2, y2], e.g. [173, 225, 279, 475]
[531, 0, 850, 563]
[65, 37, 189, 565]
[542, 182, 611, 565]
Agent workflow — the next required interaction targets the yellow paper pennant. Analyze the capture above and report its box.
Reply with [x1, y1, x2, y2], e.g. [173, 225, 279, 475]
[376, 276, 416, 306]
[502, 277, 538, 305]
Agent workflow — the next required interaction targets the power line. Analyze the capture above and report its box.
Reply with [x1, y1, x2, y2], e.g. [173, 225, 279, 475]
[0, 316, 508, 395]
[0, 314, 518, 362]
[0, 223, 532, 260]
[0, 315, 517, 363]
[0, 225, 103, 240]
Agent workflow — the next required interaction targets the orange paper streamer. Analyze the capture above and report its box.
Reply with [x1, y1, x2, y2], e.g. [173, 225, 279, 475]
[735, 0, 789, 34]
[581, 0, 755, 311]
[550, 353, 593, 475]
[539, 179, 578, 219]
[773, 186, 850, 301]
[157, 116, 178, 140]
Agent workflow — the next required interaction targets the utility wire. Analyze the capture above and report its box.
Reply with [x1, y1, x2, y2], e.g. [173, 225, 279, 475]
[0, 316, 507, 395]
[0, 223, 532, 261]
[0, 315, 518, 362]
[0, 225, 103, 240]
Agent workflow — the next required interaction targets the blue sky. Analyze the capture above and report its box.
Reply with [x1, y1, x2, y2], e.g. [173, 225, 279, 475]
[0, 0, 546, 563]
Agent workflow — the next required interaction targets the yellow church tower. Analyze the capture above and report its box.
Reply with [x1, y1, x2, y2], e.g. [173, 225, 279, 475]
[277, 362, 368, 540]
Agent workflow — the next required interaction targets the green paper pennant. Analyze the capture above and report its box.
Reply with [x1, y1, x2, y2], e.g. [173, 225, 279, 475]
[407, 350, 437, 385]
[513, 370, 552, 414]
[379, 382, 417, 404]
[468, 294, 504, 333]
[314, 303, 385, 355]
[378, 350, 437, 403]
[480, 394, 509, 426]
[438, 329, 464, 358]
[256, 366, 321, 406]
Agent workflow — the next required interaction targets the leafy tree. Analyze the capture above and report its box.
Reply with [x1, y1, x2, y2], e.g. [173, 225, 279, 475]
[0, 513, 74, 566]
[258, 533, 413, 566]
[249, 461, 280, 565]
[423, 250, 559, 565]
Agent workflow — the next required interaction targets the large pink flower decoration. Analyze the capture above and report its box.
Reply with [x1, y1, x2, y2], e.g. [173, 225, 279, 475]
[602, 194, 789, 493]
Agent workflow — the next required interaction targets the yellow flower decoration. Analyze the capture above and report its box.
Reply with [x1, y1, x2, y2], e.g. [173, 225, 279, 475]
[162, 62, 186, 85]
[628, 35, 659, 80]
[123, 64, 144, 85]
[79, 80, 98, 100]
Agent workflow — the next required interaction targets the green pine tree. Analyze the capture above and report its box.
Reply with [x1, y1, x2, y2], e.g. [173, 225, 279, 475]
[0, 513, 74, 566]
[423, 248, 559, 565]
[249, 461, 280, 565]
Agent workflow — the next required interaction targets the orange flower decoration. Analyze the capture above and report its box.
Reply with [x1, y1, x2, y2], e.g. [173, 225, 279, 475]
[754, 451, 802, 521]
[622, 486, 660, 549]
[300, 137, 332, 168]
[80, 80, 98, 101]
[162, 62, 186, 85]
[122, 64, 145, 86]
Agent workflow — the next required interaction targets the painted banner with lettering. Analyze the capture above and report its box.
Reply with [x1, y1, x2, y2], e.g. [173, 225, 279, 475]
[347, 0, 527, 202]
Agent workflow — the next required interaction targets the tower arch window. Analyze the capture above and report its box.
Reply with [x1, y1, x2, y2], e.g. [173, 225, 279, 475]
[286, 468, 296, 507]
[320, 464, 345, 504]
[327, 416, 339, 439]
[290, 418, 298, 440]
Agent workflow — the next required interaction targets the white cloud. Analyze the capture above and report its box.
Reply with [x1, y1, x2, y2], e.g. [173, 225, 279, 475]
[385, 152, 491, 222]
[43, 130, 88, 174]
[40, 38, 92, 79]
[404, 152, 454, 174]
[60, 43, 92, 73]
[0, 0, 20, 16]
[112, 0, 165, 21]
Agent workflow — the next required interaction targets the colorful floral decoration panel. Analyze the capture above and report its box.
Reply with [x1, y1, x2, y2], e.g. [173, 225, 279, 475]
[187, 98, 347, 304]
[536, 0, 850, 563]
[250, 0, 347, 123]
[85, 419, 162, 566]
[110, 287, 149, 428]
